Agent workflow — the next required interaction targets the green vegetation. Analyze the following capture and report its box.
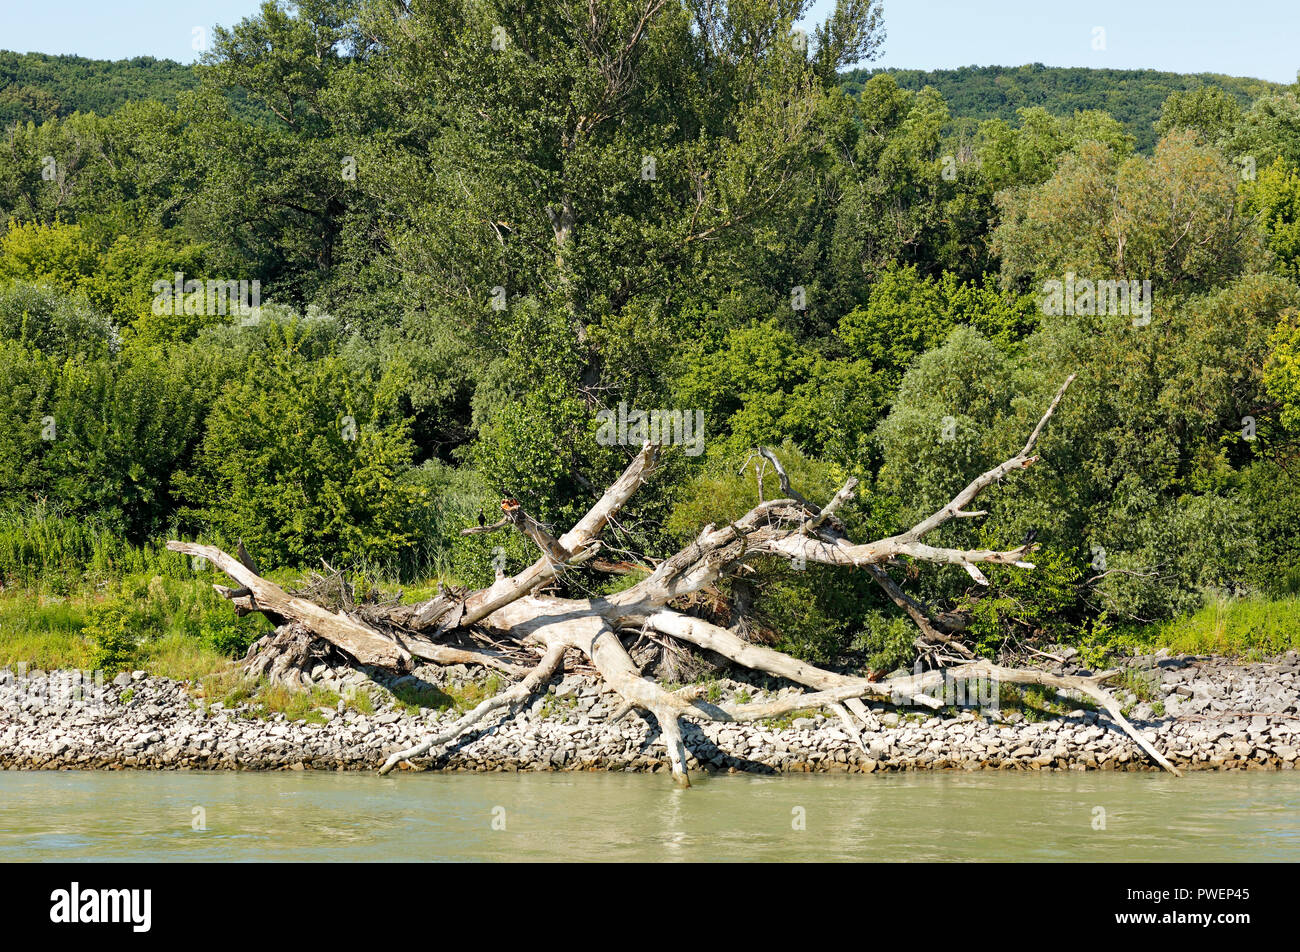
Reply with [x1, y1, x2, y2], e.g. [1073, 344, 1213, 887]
[198, 671, 342, 724]
[0, 513, 268, 679]
[995, 683, 1100, 722]
[0, 51, 199, 125]
[1152, 597, 1300, 657]
[539, 688, 578, 721]
[0, 50, 272, 127]
[760, 708, 821, 730]
[841, 64, 1285, 153]
[2, 2, 1299, 690]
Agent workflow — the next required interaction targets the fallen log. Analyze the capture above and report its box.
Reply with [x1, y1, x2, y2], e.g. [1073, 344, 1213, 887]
[170, 373, 1181, 783]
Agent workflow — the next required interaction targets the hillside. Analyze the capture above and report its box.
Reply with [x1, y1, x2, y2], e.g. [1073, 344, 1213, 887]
[4, 51, 1286, 153]
[0, 51, 199, 125]
[841, 63, 1288, 151]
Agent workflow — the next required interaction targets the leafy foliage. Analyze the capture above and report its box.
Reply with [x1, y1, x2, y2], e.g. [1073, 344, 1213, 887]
[3, 5, 1300, 671]
[843, 64, 1281, 153]
[176, 322, 425, 569]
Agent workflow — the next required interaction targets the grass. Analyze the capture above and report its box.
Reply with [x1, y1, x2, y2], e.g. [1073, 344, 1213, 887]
[144, 632, 232, 682]
[0, 592, 95, 669]
[1115, 666, 1160, 702]
[1151, 596, 1300, 657]
[538, 685, 577, 720]
[760, 707, 820, 730]
[389, 678, 456, 715]
[394, 581, 448, 605]
[0, 522, 430, 682]
[0, 579, 257, 679]
[996, 682, 1097, 721]
[1075, 595, 1300, 668]
[0, 504, 162, 595]
[0, 510, 520, 720]
[349, 688, 375, 714]
[247, 684, 341, 724]
[196, 669, 345, 724]
[186, 670, 510, 724]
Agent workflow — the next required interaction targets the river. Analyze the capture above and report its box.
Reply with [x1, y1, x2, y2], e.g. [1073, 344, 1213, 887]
[3, 770, 1298, 861]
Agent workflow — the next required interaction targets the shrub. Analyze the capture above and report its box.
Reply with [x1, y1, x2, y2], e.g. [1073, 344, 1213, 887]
[177, 322, 426, 570]
[851, 611, 918, 674]
[0, 280, 115, 360]
[199, 619, 257, 659]
[84, 602, 141, 675]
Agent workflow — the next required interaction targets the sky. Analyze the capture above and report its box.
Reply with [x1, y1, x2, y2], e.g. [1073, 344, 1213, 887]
[0, 0, 1296, 85]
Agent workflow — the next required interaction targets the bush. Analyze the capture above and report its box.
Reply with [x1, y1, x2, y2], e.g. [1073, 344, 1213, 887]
[199, 619, 257, 659]
[177, 321, 426, 571]
[84, 602, 141, 675]
[0, 280, 115, 360]
[1092, 493, 1258, 625]
[664, 441, 850, 543]
[837, 266, 1039, 387]
[874, 325, 1016, 525]
[851, 611, 918, 674]
[0, 221, 100, 296]
[42, 344, 216, 538]
[965, 545, 1084, 656]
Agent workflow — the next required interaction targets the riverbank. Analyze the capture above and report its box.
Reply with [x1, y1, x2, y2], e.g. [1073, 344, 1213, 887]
[2, 653, 1299, 774]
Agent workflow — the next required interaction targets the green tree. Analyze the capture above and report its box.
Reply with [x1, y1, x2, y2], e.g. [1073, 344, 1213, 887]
[978, 105, 1135, 192]
[1225, 89, 1300, 169]
[177, 322, 425, 568]
[994, 132, 1263, 295]
[837, 265, 1039, 388]
[1242, 157, 1300, 283]
[0, 221, 100, 295]
[1155, 84, 1244, 144]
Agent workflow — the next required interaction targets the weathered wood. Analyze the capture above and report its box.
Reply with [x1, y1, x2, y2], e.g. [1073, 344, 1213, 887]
[175, 375, 1181, 783]
[378, 643, 566, 774]
[167, 541, 411, 670]
[427, 442, 660, 634]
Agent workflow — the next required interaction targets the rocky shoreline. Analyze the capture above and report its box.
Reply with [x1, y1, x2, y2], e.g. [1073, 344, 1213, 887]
[3, 652, 1299, 775]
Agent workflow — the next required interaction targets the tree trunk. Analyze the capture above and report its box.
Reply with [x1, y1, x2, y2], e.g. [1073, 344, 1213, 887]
[169, 373, 1182, 783]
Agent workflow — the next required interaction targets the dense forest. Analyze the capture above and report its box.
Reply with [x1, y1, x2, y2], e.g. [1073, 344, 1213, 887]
[6, 50, 1283, 151]
[2, 0, 1300, 683]
[843, 64, 1287, 152]
[0, 52, 200, 126]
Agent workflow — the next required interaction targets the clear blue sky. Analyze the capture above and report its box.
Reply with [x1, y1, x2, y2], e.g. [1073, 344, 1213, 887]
[0, 0, 1296, 85]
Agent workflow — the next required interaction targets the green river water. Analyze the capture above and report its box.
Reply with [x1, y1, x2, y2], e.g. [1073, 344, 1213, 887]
[2, 770, 1297, 861]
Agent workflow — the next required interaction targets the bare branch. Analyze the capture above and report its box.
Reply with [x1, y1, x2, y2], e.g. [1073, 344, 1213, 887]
[379, 643, 567, 774]
[167, 541, 410, 670]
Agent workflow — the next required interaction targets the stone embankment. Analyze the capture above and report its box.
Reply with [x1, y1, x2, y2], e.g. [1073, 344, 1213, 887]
[2, 652, 1298, 774]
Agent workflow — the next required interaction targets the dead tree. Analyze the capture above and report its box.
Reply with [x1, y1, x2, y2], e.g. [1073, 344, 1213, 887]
[168, 374, 1180, 784]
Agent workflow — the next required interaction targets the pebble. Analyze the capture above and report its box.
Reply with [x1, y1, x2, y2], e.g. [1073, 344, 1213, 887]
[0, 656, 1295, 775]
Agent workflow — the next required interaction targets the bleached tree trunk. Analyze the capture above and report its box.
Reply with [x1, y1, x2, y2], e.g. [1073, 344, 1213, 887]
[169, 373, 1182, 784]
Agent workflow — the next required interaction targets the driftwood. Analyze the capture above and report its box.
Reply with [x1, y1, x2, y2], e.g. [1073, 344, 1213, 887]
[168, 373, 1182, 784]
